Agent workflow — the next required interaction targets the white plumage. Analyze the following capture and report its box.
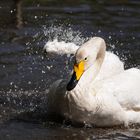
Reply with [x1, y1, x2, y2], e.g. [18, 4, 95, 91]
[47, 37, 140, 127]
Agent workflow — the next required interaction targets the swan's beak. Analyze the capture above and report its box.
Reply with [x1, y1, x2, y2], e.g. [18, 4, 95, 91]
[66, 61, 84, 91]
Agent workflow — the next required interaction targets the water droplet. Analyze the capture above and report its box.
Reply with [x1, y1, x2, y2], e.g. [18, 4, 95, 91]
[28, 81, 31, 84]
[47, 66, 51, 70]
[42, 70, 45, 74]
[37, 4, 40, 7]
[10, 82, 14, 85]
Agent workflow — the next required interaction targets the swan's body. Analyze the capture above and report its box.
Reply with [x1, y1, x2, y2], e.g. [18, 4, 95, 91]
[47, 37, 140, 127]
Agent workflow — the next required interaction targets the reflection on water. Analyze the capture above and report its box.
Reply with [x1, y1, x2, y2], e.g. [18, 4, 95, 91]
[0, 0, 140, 139]
[11, 0, 23, 29]
[1, 121, 140, 140]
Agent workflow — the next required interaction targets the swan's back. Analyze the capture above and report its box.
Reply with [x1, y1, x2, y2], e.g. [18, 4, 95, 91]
[95, 52, 124, 81]
[103, 68, 140, 111]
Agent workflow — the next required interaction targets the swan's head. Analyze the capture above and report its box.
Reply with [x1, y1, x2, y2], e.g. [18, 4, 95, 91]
[66, 37, 106, 91]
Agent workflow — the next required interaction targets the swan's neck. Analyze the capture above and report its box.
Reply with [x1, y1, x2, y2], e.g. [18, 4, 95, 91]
[78, 60, 101, 87]
[65, 43, 106, 117]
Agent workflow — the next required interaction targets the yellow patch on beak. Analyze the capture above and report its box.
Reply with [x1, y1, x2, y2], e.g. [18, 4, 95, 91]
[74, 61, 84, 80]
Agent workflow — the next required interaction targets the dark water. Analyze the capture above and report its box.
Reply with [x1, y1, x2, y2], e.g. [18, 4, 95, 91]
[0, 0, 140, 139]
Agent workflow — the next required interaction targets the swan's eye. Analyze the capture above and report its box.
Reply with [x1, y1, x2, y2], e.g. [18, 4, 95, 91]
[84, 57, 87, 61]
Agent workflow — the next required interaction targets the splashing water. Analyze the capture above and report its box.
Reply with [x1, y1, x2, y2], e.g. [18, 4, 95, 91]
[0, 26, 90, 123]
[43, 25, 89, 45]
[44, 39, 79, 55]
[0, 25, 134, 125]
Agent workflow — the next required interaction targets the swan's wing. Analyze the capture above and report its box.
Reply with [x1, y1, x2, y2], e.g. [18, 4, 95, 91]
[95, 52, 124, 81]
[102, 68, 140, 111]
[93, 69, 140, 125]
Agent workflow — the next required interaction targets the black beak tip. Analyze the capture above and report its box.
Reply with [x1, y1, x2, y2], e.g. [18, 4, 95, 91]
[66, 81, 76, 91]
[66, 83, 74, 91]
[66, 72, 78, 91]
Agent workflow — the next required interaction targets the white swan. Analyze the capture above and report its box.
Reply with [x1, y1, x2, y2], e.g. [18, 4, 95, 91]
[47, 37, 140, 127]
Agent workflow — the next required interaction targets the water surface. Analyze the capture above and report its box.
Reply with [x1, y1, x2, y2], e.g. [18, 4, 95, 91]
[0, 0, 140, 139]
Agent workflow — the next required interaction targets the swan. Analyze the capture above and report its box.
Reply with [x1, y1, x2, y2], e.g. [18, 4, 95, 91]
[47, 37, 140, 127]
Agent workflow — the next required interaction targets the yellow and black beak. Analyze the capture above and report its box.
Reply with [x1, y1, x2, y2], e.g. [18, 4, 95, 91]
[66, 61, 84, 91]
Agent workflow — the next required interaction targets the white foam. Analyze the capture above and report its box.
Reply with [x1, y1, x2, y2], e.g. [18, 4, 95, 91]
[44, 39, 79, 55]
